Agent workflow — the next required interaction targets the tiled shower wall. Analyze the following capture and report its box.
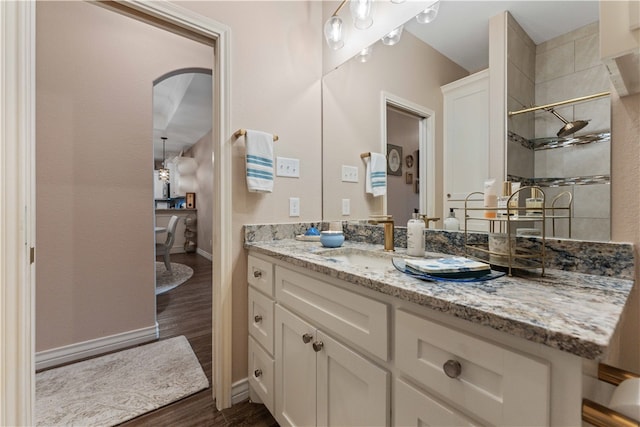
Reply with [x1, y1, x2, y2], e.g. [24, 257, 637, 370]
[507, 19, 611, 242]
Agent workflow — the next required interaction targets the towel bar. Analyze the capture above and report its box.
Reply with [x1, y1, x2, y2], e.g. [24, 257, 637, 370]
[360, 152, 371, 159]
[581, 364, 640, 426]
[233, 129, 278, 141]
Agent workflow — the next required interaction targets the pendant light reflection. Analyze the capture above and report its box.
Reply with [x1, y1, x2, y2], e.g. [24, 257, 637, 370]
[324, 15, 344, 50]
[416, 1, 440, 24]
[159, 137, 170, 182]
[350, 0, 374, 30]
[355, 46, 373, 63]
[381, 25, 404, 46]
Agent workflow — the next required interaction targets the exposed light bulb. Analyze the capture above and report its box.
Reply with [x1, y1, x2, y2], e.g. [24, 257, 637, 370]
[324, 15, 344, 50]
[390, 0, 406, 3]
[381, 25, 404, 46]
[355, 46, 373, 63]
[350, 0, 374, 30]
[159, 167, 170, 182]
[416, 1, 440, 24]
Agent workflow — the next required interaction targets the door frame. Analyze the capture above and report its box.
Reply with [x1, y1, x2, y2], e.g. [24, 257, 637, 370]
[381, 92, 436, 219]
[0, 1, 234, 423]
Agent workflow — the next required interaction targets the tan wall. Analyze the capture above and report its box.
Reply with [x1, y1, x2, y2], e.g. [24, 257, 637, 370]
[187, 131, 214, 255]
[322, 31, 468, 222]
[179, 1, 323, 382]
[609, 89, 640, 372]
[35, 2, 212, 350]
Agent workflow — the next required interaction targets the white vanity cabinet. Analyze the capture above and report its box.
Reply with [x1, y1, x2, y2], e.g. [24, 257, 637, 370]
[247, 256, 276, 413]
[247, 252, 582, 426]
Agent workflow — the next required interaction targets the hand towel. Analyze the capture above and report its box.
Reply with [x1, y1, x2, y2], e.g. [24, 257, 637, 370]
[365, 152, 386, 197]
[245, 130, 274, 193]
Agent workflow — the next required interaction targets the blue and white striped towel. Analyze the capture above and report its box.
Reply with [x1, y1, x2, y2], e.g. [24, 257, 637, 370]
[365, 152, 386, 197]
[245, 130, 274, 193]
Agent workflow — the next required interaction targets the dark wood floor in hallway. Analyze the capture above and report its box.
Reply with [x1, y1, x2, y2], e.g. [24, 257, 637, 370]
[120, 253, 278, 427]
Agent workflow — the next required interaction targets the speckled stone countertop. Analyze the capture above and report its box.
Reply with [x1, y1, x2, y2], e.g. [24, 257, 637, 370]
[246, 239, 634, 360]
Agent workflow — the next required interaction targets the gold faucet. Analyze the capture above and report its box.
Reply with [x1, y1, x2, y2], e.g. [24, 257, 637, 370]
[369, 216, 395, 252]
[419, 215, 440, 228]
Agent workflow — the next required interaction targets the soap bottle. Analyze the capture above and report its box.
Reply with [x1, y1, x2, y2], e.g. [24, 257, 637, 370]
[406, 209, 425, 256]
[443, 208, 460, 231]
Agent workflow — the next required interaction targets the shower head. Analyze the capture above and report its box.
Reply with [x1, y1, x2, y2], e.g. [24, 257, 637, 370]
[546, 107, 590, 138]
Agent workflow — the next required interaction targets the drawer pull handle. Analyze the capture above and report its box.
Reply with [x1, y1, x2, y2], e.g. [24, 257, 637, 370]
[253, 270, 262, 278]
[302, 333, 313, 344]
[254, 314, 263, 323]
[312, 341, 324, 352]
[254, 369, 262, 378]
[443, 360, 462, 379]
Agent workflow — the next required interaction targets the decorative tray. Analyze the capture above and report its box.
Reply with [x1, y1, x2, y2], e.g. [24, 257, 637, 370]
[295, 234, 321, 242]
[392, 258, 505, 282]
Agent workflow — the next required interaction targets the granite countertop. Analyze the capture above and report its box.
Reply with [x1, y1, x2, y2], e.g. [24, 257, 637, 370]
[246, 239, 634, 360]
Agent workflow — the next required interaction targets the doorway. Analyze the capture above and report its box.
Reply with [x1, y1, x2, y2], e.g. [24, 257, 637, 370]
[0, 2, 235, 423]
[382, 93, 436, 224]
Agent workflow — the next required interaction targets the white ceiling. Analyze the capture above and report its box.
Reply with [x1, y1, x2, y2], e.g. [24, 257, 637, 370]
[153, 1, 600, 160]
[406, 1, 600, 72]
[153, 72, 212, 161]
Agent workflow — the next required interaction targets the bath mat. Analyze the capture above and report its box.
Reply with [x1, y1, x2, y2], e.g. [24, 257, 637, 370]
[36, 335, 209, 426]
[155, 262, 194, 295]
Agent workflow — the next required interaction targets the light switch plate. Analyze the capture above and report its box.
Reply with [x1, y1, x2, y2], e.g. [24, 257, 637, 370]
[289, 197, 300, 217]
[341, 165, 358, 183]
[342, 199, 350, 216]
[277, 157, 300, 178]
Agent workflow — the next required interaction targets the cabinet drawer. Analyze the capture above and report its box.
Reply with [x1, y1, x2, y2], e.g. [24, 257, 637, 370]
[395, 309, 550, 426]
[248, 255, 274, 296]
[248, 336, 275, 414]
[248, 287, 274, 355]
[394, 378, 478, 427]
[275, 266, 388, 361]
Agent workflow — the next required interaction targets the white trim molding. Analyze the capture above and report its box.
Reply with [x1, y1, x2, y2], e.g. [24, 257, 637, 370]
[196, 247, 213, 261]
[35, 325, 159, 371]
[231, 378, 250, 405]
[0, 1, 36, 425]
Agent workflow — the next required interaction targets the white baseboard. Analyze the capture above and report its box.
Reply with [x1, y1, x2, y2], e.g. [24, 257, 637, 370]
[196, 247, 212, 261]
[231, 378, 249, 405]
[36, 323, 159, 370]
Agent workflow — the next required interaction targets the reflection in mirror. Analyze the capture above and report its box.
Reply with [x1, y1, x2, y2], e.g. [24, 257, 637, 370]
[506, 16, 610, 241]
[322, 1, 610, 241]
[322, 33, 467, 222]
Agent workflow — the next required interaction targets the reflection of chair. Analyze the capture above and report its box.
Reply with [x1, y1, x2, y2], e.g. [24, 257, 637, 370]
[156, 215, 179, 273]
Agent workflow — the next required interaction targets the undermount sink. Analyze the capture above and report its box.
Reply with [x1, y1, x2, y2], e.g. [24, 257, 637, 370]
[317, 247, 396, 272]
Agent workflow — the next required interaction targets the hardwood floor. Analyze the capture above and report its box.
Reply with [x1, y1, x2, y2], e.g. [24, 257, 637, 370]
[120, 252, 278, 427]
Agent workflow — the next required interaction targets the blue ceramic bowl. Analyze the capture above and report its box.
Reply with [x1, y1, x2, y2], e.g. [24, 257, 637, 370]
[320, 231, 344, 248]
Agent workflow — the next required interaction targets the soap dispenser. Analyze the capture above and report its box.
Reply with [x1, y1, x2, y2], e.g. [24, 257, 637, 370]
[407, 209, 425, 256]
[444, 208, 460, 231]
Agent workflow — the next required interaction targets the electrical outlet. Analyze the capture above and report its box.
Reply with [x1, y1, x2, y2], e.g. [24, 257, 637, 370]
[289, 197, 300, 217]
[341, 165, 358, 182]
[277, 157, 300, 178]
[342, 199, 350, 216]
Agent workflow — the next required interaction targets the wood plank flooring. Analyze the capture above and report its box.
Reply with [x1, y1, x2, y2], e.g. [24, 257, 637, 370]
[120, 252, 278, 427]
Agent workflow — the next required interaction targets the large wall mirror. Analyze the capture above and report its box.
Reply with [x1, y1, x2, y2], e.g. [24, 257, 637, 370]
[321, 1, 611, 241]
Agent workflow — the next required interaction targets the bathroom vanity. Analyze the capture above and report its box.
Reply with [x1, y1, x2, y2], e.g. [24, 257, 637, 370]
[245, 236, 633, 427]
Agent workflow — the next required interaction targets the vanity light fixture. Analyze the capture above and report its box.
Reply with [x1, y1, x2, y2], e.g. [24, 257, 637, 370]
[416, 0, 440, 24]
[350, 0, 374, 30]
[324, 0, 348, 50]
[381, 25, 403, 46]
[355, 46, 373, 63]
[158, 137, 170, 182]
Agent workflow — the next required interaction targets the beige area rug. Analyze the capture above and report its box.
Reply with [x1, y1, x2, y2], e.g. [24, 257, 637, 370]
[36, 335, 209, 426]
[156, 262, 194, 295]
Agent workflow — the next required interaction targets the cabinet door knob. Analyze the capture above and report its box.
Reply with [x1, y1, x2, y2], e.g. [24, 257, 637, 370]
[254, 314, 263, 323]
[443, 359, 462, 379]
[302, 333, 313, 344]
[253, 270, 262, 278]
[312, 341, 324, 352]
[254, 369, 262, 378]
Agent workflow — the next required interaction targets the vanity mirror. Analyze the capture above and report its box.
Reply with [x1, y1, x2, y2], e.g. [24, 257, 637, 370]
[321, 1, 611, 241]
